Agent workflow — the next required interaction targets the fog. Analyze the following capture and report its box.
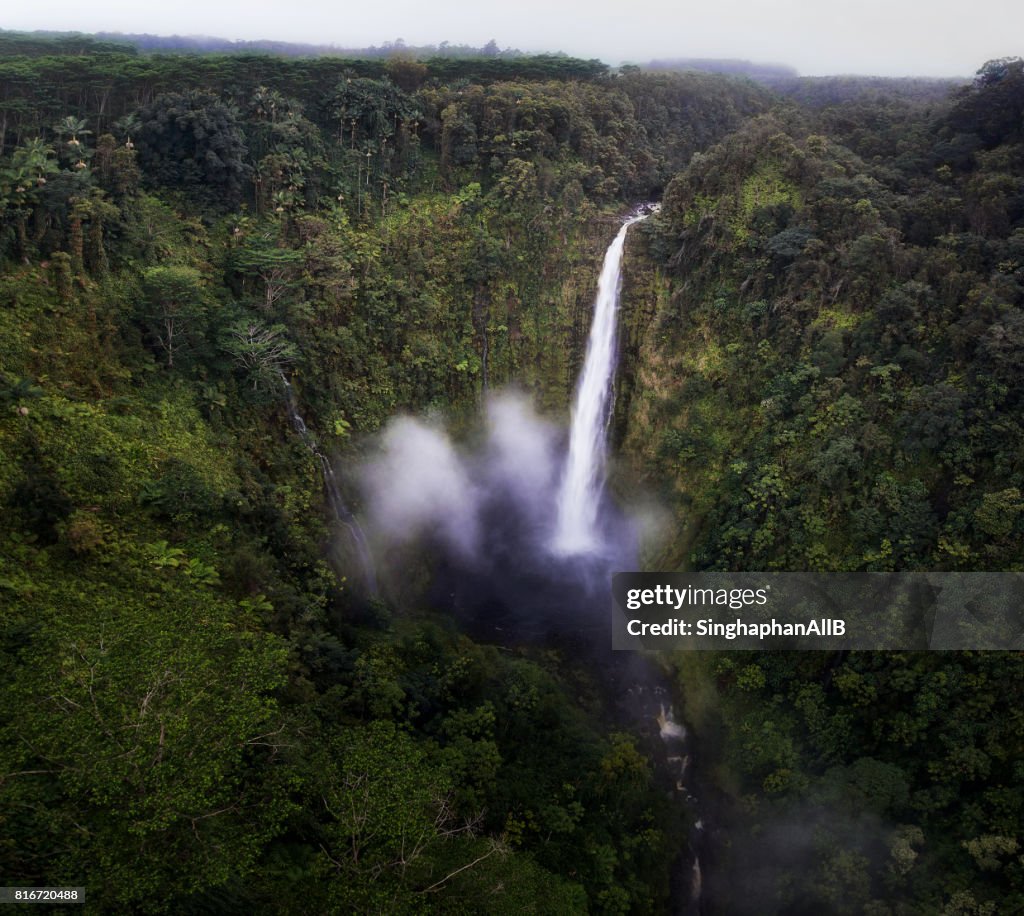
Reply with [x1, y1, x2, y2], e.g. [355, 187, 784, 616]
[5, 0, 1021, 77]
[362, 415, 482, 561]
[358, 392, 639, 642]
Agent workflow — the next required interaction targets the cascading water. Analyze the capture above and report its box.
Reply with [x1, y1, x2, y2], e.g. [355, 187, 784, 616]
[359, 202, 704, 912]
[280, 375, 379, 596]
[549, 203, 704, 911]
[657, 699, 705, 914]
[553, 207, 655, 556]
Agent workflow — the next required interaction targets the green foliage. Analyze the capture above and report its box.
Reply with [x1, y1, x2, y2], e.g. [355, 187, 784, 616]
[676, 650, 1024, 913]
[134, 90, 250, 204]
[948, 57, 1024, 148]
[139, 265, 210, 368]
[0, 557, 293, 911]
[220, 318, 298, 389]
[2, 38, 1022, 916]
[634, 104, 1024, 573]
[625, 78, 1024, 913]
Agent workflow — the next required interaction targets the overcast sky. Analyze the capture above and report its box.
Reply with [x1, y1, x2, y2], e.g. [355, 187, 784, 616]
[3, 0, 1022, 77]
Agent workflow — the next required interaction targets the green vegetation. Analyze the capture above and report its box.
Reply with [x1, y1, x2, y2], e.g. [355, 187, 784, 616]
[620, 57, 1024, 913]
[1, 31, 1022, 913]
[0, 39, 770, 914]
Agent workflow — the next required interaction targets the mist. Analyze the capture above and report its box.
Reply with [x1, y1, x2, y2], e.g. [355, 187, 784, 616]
[5, 0, 1020, 77]
[359, 391, 639, 642]
[362, 416, 481, 561]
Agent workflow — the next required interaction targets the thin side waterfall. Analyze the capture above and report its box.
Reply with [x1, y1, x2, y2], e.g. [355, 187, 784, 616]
[280, 375, 379, 596]
[553, 207, 654, 555]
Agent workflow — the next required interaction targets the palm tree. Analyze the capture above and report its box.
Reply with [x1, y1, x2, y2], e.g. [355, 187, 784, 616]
[55, 116, 91, 146]
[9, 138, 57, 188]
[54, 117, 93, 168]
[1, 138, 57, 257]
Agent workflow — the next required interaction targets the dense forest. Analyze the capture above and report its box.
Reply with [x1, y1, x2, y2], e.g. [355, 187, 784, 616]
[620, 56, 1024, 913]
[0, 29, 532, 60]
[0, 29, 1021, 914]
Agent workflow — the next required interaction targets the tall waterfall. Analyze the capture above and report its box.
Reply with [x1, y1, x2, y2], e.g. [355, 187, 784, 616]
[552, 208, 653, 555]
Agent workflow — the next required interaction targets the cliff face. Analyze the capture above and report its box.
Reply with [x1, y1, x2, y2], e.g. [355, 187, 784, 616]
[617, 107, 1024, 574]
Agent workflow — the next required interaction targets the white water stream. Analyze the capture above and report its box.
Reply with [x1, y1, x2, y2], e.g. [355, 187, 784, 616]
[553, 208, 653, 555]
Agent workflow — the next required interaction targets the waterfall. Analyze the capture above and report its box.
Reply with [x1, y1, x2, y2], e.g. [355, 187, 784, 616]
[553, 207, 654, 555]
[280, 375, 379, 596]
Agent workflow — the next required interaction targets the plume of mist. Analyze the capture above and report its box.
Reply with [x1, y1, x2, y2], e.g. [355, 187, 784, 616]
[361, 391, 639, 565]
[359, 390, 646, 643]
[481, 393, 560, 531]
[361, 415, 480, 559]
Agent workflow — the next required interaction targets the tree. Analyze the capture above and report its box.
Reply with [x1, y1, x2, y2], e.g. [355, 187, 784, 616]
[53, 115, 92, 169]
[92, 133, 142, 199]
[139, 265, 208, 368]
[0, 138, 59, 256]
[948, 57, 1024, 147]
[134, 90, 250, 204]
[315, 721, 472, 910]
[384, 57, 428, 92]
[231, 236, 304, 311]
[329, 78, 418, 149]
[221, 318, 299, 389]
[244, 88, 325, 213]
[0, 576, 292, 910]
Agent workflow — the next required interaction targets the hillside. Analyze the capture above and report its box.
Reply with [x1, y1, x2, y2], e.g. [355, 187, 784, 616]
[619, 57, 1024, 913]
[1, 34, 1022, 914]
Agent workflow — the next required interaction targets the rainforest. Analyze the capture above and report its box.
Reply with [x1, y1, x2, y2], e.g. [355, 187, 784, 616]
[1, 29, 1023, 915]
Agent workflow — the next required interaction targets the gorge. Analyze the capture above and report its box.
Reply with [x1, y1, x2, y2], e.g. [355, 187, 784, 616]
[2, 35, 1023, 914]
